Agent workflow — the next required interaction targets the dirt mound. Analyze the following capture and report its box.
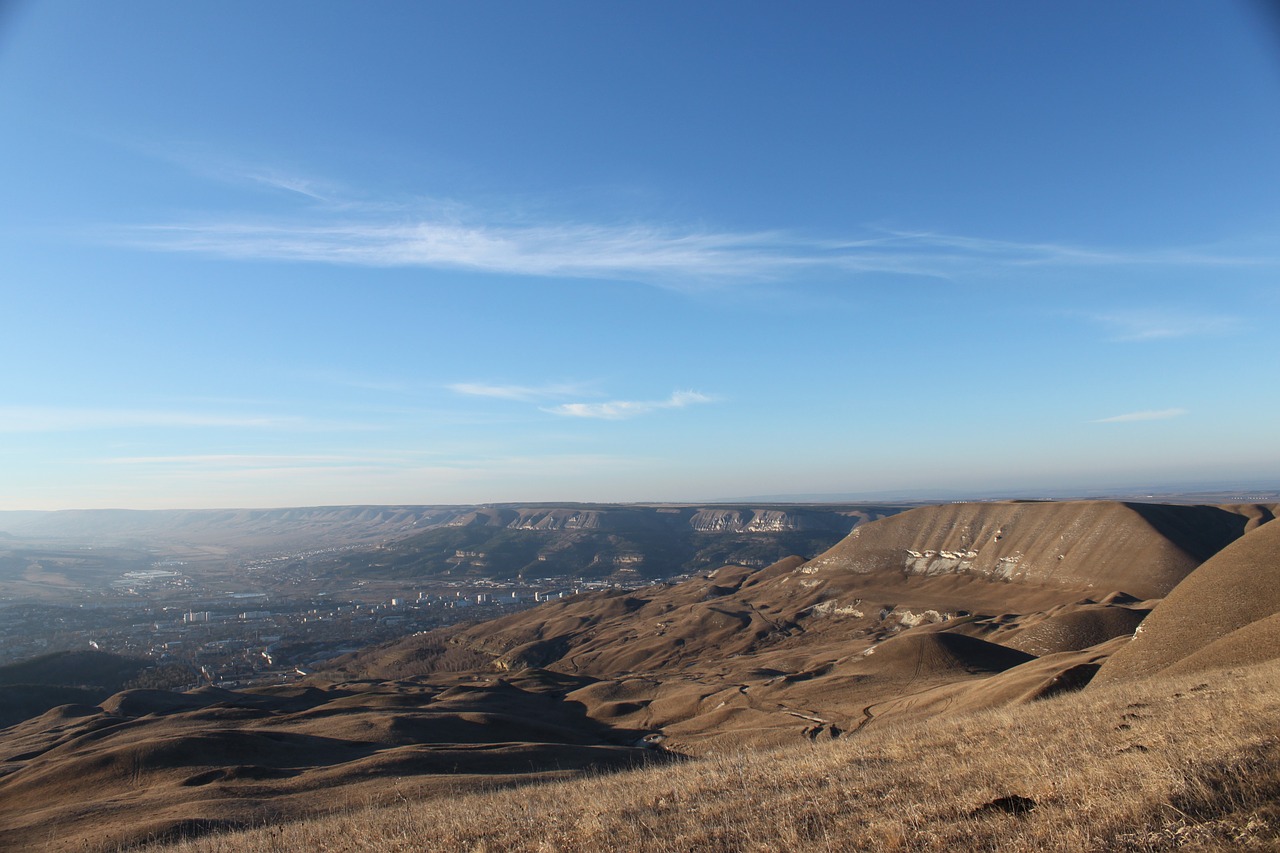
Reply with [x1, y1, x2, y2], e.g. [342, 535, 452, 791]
[99, 688, 228, 717]
[857, 631, 1034, 677]
[1092, 518, 1280, 685]
[862, 637, 1125, 728]
[1002, 603, 1150, 655]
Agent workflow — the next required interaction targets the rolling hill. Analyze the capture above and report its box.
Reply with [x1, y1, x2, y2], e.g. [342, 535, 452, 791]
[1, 499, 1277, 851]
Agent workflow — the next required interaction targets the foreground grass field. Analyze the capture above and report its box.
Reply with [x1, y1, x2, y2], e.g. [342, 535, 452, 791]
[148, 659, 1280, 852]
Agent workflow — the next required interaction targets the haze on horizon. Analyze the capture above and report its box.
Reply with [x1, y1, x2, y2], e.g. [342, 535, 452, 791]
[1, 1, 1278, 511]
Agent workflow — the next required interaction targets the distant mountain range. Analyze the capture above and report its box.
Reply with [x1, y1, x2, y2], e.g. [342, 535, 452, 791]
[0, 502, 911, 581]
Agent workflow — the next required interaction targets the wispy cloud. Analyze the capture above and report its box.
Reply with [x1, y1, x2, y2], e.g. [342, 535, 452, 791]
[107, 206, 1280, 290]
[1093, 408, 1188, 423]
[237, 168, 333, 201]
[115, 221, 824, 285]
[96, 152, 1280, 288]
[545, 390, 716, 420]
[448, 381, 595, 402]
[0, 406, 295, 433]
[1091, 310, 1244, 342]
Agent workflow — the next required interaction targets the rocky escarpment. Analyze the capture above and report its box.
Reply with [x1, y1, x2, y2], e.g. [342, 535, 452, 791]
[471, 506, 874, 535]
[688, 509, 843, 533]
[507, 509, 605, 530]
[314, 504, 909, 581]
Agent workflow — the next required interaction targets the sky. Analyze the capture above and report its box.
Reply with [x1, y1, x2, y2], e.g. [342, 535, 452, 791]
[1, 1, 1279, 510]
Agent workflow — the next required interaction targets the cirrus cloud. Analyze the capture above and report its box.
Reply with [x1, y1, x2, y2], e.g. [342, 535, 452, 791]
[545, 390, 717, 420]
[106, 205, 1280, 291]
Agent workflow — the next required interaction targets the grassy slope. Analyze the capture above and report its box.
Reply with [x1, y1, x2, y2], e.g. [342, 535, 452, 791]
[151, 658, 1280, 853]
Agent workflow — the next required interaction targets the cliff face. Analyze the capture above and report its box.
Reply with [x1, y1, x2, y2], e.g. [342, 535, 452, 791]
[451, 506, 865, 535]
[508, 509, 604, 530]
[688, 508, 851, 533]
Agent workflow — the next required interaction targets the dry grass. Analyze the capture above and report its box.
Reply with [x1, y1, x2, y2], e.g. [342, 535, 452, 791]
[143, 661, 1280, 853]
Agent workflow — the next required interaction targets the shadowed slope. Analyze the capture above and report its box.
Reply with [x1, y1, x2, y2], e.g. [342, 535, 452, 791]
[0, 673, 664, 852]
[0, 651, 187, 728]
[0, 650, 153, 690]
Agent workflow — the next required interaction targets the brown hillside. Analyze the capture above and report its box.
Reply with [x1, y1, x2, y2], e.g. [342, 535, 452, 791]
[1091, 516, 1280, 686]
[0, 672, 664, 852]
[801, 500, 1258, 600]
[327, 500, 1254, 751]
[1, 500, 1268, 852]
[416, 500, 1258, 680]
[999, 603, 1150, 655]
[150, 658, 1280, 853]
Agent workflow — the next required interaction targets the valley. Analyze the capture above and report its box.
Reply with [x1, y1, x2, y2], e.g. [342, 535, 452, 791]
[0, 498, 1278, 850]
[0, 503, 898, 684]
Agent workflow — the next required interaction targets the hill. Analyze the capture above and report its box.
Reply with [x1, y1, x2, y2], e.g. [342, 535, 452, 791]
[327, 500, 1263, 750]
[1092, 512, 1280, 685]
[0, 671, 666, 851]
[148, 658, 1280, 853]
[1, 499, 1276, 851]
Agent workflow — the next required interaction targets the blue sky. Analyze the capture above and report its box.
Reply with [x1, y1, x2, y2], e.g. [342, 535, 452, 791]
[1, 1, 1279, 510]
